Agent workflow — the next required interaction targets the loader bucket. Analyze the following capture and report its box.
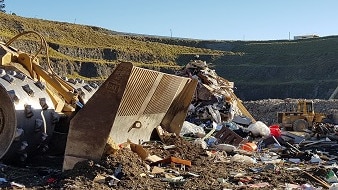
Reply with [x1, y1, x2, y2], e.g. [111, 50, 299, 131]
[63, 62, 197, 170]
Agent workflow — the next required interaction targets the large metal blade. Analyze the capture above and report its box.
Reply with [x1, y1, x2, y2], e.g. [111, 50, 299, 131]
[161, 79, 198, 134]
[63, 62, 133, 170]
[109, 66, 194, 144]
[63, 62, 197, 170]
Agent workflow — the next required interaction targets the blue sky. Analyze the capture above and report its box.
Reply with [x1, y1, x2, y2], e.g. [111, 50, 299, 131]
[4, 0, 338, 40]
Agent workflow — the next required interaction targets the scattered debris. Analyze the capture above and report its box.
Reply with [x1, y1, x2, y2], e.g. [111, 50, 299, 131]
[1, 55, 338, 189]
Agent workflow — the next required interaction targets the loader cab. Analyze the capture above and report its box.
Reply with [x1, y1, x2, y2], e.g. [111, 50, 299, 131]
[297, 100, 314, 114]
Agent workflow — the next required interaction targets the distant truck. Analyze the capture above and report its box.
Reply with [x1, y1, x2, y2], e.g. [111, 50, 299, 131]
[294, 34, 319, 40]
[277, 100, 326, 131]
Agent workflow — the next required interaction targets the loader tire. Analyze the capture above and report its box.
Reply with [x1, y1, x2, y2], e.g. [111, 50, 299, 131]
[293, 119, 308, 132]
[0, 68, 57, 165]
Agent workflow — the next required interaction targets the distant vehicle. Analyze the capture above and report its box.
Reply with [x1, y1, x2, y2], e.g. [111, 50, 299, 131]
[294, 35, 319, 40]
[277, 100, 326, 131]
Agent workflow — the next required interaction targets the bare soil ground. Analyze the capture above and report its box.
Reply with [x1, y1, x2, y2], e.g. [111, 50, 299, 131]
[0, 99, 337, 189]
[0, 135, 326, 190]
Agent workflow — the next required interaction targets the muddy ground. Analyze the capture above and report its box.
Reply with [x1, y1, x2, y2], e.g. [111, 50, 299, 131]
[0, 99, 338, 189]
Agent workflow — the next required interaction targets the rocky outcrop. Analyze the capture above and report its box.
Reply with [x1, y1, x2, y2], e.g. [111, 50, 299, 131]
[2, 29, 338, 101]
[39, 58, 116, 78]
[48, 43, 118, 61]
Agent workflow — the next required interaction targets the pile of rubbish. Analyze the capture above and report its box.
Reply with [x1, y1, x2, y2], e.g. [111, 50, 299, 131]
[122, 57, 338, 189]
[2, 57, 338, 189]
[64, 57, 338, 189]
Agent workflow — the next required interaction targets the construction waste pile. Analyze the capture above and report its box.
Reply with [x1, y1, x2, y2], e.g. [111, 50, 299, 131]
[1, 58, 338, 190]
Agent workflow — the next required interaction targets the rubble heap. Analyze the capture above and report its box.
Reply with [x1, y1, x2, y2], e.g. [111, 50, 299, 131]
[176, 56, 255, 126]
[1, 58, 338, 189]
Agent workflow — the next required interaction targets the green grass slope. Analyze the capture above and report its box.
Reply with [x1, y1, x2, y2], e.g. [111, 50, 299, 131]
[206, 38, 338, 100]
[1, 12, 337, 100]
[0, 12, 223, 67]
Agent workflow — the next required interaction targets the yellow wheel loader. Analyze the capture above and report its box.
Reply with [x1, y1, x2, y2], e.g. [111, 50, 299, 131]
[0, 31, 197, 169]
[277, 100, 326, 131]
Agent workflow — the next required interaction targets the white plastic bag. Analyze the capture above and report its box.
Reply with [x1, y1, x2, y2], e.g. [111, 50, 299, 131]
[231, 154, 257, 164]
[193, 138, 207, 149]
[180, 121, 206, 137]
[215, 144, 236, 152]
[247, 121, 270, 137]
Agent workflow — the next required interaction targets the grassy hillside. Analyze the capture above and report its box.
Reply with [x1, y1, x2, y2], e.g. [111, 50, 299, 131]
[0, 12, 337, 100]
[213, 38, 338, 82]
[0, 12, 223, 67]
[207, 38, 338, 99]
